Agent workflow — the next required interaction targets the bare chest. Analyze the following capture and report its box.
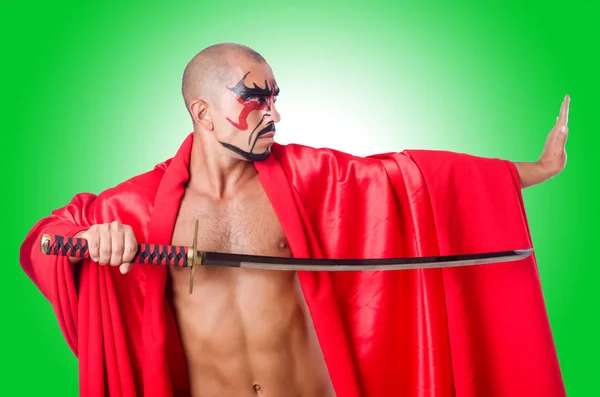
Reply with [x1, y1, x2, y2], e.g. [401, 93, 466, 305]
[170, 188, 290, 257]
[165, 185, 335, 396]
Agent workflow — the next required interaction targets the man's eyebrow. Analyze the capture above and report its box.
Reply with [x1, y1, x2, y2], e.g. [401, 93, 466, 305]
[227, 73, 280, 101]
[244, 84, 279, 99]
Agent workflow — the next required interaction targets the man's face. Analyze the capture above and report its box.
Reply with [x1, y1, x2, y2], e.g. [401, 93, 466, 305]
[213, 62, 281, 162]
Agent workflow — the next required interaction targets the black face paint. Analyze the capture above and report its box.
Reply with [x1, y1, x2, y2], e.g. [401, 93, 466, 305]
[248, 114, 271, 145]
[220, 121, 275, 162]
[220, 142, 271, 162]
[225, 72, 279, 130]
[219, 71, 279, 162]
[228, 71, 277, 103]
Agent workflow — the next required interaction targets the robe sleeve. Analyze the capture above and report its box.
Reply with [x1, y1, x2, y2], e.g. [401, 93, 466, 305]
[20, 192, 97, 355]
[402, 149, 566, 396]
[266, 143, 566, 396]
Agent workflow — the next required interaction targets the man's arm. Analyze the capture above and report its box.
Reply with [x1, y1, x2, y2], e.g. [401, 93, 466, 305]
[18, 193, 100, 354]
[20, 193, 98, 299]
[514, 95, 570, 188]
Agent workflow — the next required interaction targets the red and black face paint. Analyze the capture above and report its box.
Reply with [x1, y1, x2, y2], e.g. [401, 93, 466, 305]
[220, 71, 280, 162]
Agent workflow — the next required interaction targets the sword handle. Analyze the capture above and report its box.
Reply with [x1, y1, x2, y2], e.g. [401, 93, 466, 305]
[40, 234, 192, 267]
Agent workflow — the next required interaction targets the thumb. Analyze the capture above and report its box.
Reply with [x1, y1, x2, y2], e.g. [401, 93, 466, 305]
[119, 263, 133, 274]
[557, 125, 568, 151]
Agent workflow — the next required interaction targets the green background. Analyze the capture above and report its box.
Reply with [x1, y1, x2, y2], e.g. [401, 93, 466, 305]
[2, 0, 598, 395]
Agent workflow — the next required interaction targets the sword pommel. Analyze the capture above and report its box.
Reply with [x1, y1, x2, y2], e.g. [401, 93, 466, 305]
[41, 234, 51, 254]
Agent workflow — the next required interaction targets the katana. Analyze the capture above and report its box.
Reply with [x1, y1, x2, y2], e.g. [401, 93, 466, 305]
[40, 220, 533, 294]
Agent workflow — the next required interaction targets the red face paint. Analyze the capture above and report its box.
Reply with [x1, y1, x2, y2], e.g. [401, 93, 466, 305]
[225, 72, 279, 130]
[219, 72, 280, 162]
[226, 94, 270, 130]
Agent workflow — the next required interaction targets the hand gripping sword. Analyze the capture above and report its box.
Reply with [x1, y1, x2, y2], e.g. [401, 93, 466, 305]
[40, 220, 533, 294]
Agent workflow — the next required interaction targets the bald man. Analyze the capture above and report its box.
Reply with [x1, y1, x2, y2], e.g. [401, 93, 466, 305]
[168, 44, 335, 396]
[20, 43, 568, 397]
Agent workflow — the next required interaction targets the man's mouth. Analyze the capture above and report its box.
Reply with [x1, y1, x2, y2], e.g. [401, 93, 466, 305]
[256, 124, 276, 139]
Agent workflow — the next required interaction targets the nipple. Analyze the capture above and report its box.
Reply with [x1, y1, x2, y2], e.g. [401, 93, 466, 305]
[278, 238, 288, 250]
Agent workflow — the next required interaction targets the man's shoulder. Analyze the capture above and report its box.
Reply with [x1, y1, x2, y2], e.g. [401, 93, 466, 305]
[270, 142, 391, 173]
[272, 141, 484, 166]
[271, 142, 367, 163]
[268, 142, 394, 193]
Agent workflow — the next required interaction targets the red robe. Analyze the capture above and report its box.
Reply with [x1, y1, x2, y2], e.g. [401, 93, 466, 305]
[20, 133, 565, 396]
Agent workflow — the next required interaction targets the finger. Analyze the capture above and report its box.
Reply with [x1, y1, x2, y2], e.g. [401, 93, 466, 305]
[119, 263, 133, 274]
[86, 229, 101, 263]
[98, 224, 112, 265]
[557, 94, 570, 128]
[565, 94, 570, 124]
[110, 224, 125, 266]
[122, 226, 138, 263]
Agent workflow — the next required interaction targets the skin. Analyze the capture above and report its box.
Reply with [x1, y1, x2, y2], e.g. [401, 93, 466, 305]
[69, 46, 570, 396]
[166, 58, 335, 396]
[514, 94, 570, 188]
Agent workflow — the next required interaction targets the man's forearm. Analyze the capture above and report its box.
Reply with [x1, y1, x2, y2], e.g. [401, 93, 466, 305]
[513, 161, 551, 189]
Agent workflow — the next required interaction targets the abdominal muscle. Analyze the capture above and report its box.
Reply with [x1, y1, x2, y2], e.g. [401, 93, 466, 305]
[169, 267, 336, 397]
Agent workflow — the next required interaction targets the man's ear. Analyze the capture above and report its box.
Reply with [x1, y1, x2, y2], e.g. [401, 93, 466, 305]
[189, 99, 214, 130]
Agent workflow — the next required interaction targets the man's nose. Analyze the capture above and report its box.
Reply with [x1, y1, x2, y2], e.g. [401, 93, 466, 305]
[267, 102, 281, 123]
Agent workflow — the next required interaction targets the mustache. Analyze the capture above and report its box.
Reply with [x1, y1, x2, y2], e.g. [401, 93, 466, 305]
[248, 118, 275, 145]
[256, 123, 275, 138]
[248, 123, 276, 153]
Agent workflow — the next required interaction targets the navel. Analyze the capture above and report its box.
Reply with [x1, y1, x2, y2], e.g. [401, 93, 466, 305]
[253, 383, 261, 393]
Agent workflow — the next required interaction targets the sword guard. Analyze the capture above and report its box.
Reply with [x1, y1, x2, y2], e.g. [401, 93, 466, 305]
[189, 219, 201, 294]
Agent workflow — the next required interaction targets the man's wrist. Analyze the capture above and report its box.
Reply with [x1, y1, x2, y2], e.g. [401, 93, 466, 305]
[514, 161, 549, 189]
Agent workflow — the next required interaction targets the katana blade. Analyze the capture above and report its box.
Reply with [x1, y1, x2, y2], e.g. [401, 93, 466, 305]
[200, 249, 533, 271]
[40, 233, 533, 271]
[40, 223, 533, 296]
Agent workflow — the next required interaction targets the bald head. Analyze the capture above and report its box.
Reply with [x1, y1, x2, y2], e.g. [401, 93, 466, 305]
[181, 43, 267, 111]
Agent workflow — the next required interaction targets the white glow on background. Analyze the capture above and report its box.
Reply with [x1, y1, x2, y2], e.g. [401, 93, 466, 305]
[137, 36, 478, 165]
[274, 91, 388, 156]
[147, 70, 447, 162]
[264, 64, 455, 157]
